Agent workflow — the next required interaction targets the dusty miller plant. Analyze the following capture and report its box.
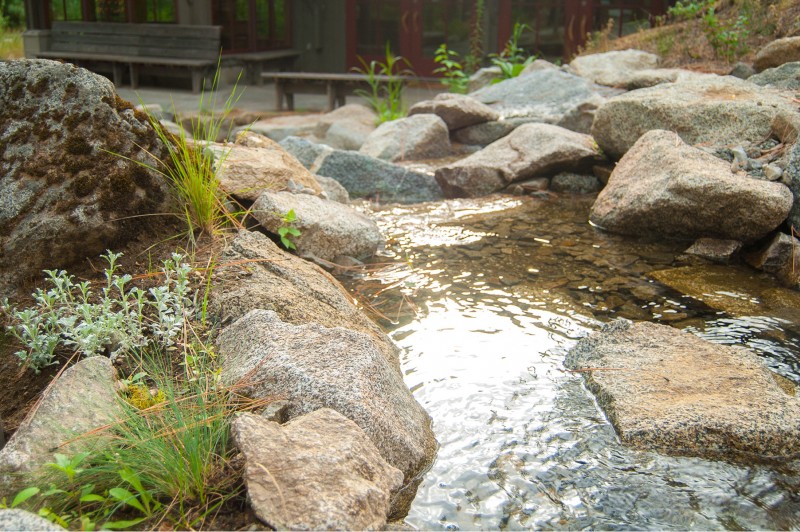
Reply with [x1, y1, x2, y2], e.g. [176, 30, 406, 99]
[1, 251, 192, 372]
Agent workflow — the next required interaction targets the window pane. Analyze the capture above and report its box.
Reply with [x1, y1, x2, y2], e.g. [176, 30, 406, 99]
[51, 0, 83, 21]
[147, 0, 176, 22]
[355, 0, 400, 57]
[95, 0, 126, 21]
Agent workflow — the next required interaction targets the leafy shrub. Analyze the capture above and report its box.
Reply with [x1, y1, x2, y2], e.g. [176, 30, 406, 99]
[1, 251, 191, 372]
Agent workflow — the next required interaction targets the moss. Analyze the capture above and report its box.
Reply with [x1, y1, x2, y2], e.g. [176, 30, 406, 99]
[26, 77, 48, 96]
[114, 95, 134, 112]
[99, 169, 136, 211]
[70, 173, 100, 197]
[65, 136, 92, 156]
[63, 81, 78, 100]
[131, 165, 153, 189]
[32, 121, 55, 140]
[64, 111, 90, 132]
[133, 109, 149, 123]
[64, 158, 92, 175]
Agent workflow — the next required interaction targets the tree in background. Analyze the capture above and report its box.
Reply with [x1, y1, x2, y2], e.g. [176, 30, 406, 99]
[0, 0, 24, 29]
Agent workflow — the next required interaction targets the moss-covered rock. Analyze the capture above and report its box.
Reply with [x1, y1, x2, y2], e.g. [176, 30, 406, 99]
[0, 59, 176, 299]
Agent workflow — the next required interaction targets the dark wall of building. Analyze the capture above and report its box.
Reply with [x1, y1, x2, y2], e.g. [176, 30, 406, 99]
[290, 0, 346, 73]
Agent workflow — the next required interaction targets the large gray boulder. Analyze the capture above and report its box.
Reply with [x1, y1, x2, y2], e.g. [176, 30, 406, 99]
[0, 358, 118, 497]
[210, 132, 322, 201]
[782, 140, 800, 231]
[591, 75, 798, 160]
[218, 310, 436, 503]
[233, 410, 403, 530]
[251, 191, 384, 261]
[754, 36, 800, 72]
[569, 49, 660, 87]
[566, 320, 800, 461]
[209, 230, 400, 368]
[0, 509, 64, 531]
[749, 61, 800, 91]
[359, 114, 451, 162]
[0, 60, 174, 300]
[280, 136, 442, 203]
[590, 130, 793, 242]
[469, 68, 617, 134]
[435, 123, 605, 198]
[408, 93, 500, 131]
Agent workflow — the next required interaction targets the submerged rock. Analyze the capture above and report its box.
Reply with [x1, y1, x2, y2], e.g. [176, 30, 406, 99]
[252, 191, 384, 261]
[219, 310, 436, 512]
[435, 123, 605, 198]
[233, 410, 403, 530]
[590, 130, 792, 242]
[683, 238, 742, 264]
[0, 60, 174, 300]
[566, 320, 800, 461]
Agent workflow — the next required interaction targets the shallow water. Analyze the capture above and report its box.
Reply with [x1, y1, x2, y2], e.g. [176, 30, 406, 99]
[340, 194, 800, 530]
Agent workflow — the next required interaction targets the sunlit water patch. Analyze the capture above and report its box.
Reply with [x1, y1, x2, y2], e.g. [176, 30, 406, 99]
[341, 195, 800, 530]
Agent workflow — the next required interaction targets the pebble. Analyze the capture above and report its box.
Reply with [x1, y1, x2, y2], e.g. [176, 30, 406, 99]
[764, 163, 784, 181]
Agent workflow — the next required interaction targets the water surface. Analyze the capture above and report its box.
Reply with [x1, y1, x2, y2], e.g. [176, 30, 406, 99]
[342, 194, 800, 530]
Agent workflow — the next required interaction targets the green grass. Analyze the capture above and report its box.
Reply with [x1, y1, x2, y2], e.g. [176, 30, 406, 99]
[0, 28, 23, 60]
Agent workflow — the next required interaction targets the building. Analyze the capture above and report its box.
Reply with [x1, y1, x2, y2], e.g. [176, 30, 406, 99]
[21, 0, 670, 83]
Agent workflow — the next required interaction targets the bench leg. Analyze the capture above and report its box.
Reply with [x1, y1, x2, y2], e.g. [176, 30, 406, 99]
[191, 69, 203, 94]
[112, 63, 125, 86]
[326, 81, 336, 112]
[129, 64, 139, 89]
[275, 80, 285, 110]
[286, 92, 295, 111]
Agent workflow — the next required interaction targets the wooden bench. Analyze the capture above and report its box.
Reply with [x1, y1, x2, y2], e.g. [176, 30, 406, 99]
[223, 50, 301, 85]
[266, 72, 438, 111]
[38, 22, 299, 93]
[39, 22, 220, 93]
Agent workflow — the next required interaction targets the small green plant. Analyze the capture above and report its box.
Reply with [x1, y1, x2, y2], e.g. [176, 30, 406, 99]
[667, 0, 715, 20]
[702, 7, 750, 62]
[666, 0, 750, 62]
[278, 209, 301, 251]
[353, 43, 414, 124]
[433, 44, 469, 94]
[1, 251, 191, 372]
[490, 22, 536, 82]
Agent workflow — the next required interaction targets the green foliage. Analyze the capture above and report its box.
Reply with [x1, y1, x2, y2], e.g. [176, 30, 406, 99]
[433, 44, 469, 94]
[702, 7, 750, 61]
[354, 43, 414, 124]
[0, 27, 22, 59]
[278, 208, 301, 250]
[4, 321, 246, 528]
[489, 22, 536, 83]
[0, 0, 24, 29]
[667, 0, 715, 20]
[1, 251, 191, 372]
[131, 62, 245, 237]
[667, 0, 750, 62]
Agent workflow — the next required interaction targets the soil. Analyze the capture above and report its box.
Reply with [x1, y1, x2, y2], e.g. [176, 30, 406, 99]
[577, 0, 800, 74]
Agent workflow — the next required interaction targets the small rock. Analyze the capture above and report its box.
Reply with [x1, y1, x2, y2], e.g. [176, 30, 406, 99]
[764, 163, 784, 181]
[729, 62, 756, 79]
[408, 93, 500, 131]
[252, 191, 384, 261]
[233, 410, 403, 530]
[745, 232, 800, 288]
[684, 238, 742, 264]
[314, 174, 350, 204]
[569, 49, 660, 87]
[359, 114, 451, 162]
[550, 172, 602, 194]
[0, 509, 64, 531]
[754, 36, 800, 72]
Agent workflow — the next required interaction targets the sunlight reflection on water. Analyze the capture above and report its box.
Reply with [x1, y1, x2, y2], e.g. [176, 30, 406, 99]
[343, 195, 800, 530]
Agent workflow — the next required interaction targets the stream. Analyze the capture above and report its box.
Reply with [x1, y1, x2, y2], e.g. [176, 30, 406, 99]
[340, 194, 800, 530]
